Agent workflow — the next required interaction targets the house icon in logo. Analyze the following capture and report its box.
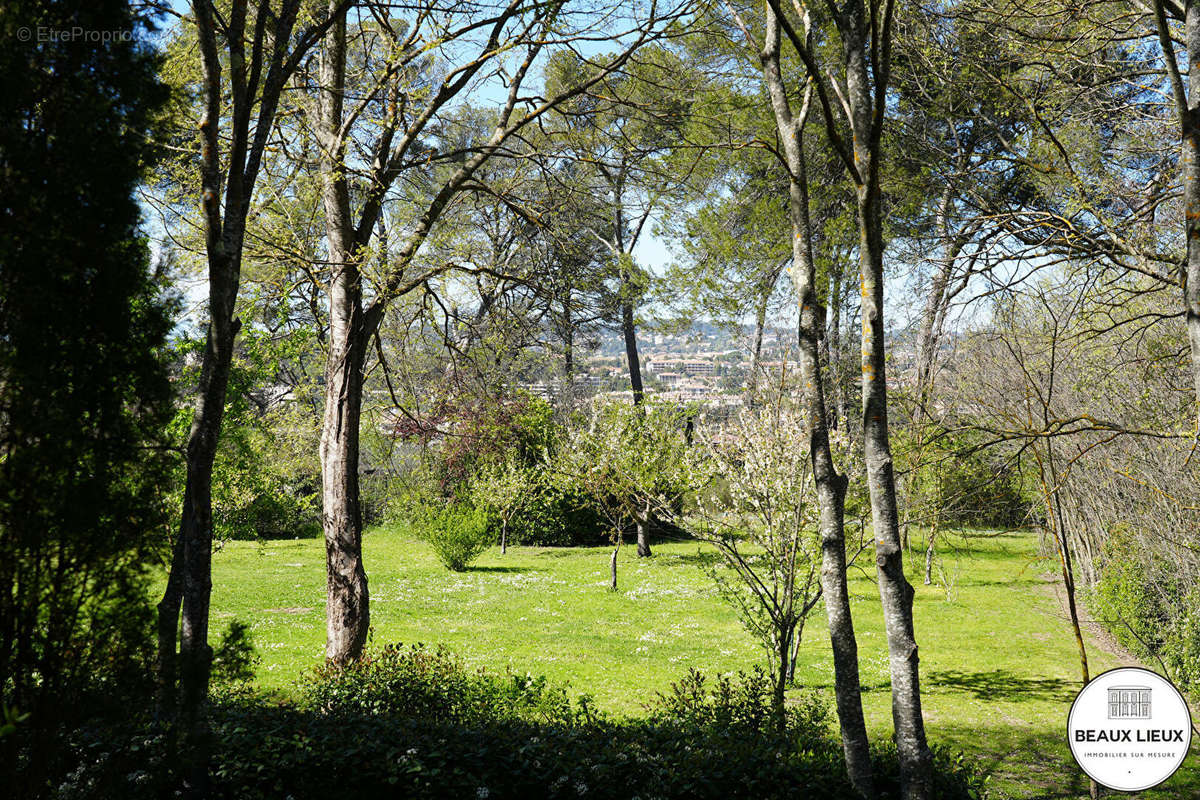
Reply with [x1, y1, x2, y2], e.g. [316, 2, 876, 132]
[1108, 686, 1151, 719]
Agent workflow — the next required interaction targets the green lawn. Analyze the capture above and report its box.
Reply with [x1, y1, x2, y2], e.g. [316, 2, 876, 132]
[207, 526, 1200, 799]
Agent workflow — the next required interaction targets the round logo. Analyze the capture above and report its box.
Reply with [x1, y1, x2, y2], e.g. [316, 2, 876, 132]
[1067, 666, 1192, 791]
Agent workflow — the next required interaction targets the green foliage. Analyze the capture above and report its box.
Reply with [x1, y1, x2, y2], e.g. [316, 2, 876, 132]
[422, 504, 492, 571]
[1093, 530, 1200, 692]
[303, 643, 587, 727]
[563, 400, 694, 540]
[897, 426, 1028, 530]
[49, 644, 986, 800]
[647, 667, 831, 753]
[167, 330, 322, 541]
[0, 1, 173, 789]
[504, 472, 609, 547]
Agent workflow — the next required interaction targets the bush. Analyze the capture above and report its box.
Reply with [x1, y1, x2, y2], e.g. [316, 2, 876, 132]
[1092, 529, 1200, 693]
[505, 471, 609, 547]
[302, 643, 586, 727]
[1092, 531, 1174, 657]
[48, 644, 987, 800]
[647, 667, 832, 755]
[423, 504, 492, 571]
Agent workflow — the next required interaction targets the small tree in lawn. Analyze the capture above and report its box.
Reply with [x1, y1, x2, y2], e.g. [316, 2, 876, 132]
[691, 404, 840, 718]
[471, 456, 529, 555]
[565, 401, 691, 590]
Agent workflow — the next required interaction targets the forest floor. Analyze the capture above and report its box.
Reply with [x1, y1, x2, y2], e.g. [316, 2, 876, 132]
[207, 525, 1200, 799]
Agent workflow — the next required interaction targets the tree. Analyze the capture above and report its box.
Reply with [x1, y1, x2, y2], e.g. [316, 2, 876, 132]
[307, 0, 690, 664]
[765, 0, 934, 796]
[543, 46, 702, 404]
[564, 401, 692, 584]
[0, 0, 173, 789]
[710, 3, 877, 793]
[1152, 0, 1200, 427]
[691, 405, 845, 721]
[471, 455, 530, 554]
[154, 0, 345, 733]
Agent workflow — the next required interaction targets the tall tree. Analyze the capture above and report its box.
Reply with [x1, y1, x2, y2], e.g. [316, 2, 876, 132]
[766, 0, 934, 796]
[155, 0, 345, 734]
[309, 0, 690, 663]
[1152, 0, 1200, 428]
[0, 0, 172, 790]
[544, 46, 701, 405]
[718, 3, 875, 794]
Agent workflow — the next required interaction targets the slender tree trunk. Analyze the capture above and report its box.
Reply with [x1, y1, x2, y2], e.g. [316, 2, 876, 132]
[787, 612, 806, 684]
[747, 291, 769, 408]
[913, 186, 955, 416]
[923, 521, 937, 587]
[1181, 0, 1200, 429]
[760, 9, 875, 796]
[775, 622, 793, 725]
[829, 5, 934, 794]
[828, 263, 846, 428]
[622, 300, 644, 405]
[318, 9, 369, 665]
[563, 300, 575, 387]
[155, 0, 323, 735]
[501, 516, 508, 555]
[609, 542, 620, 591]
[156, 534, 184, 716]
[857, 187, 934, 800]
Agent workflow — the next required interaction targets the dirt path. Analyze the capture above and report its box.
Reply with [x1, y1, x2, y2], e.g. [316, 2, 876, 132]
[1037, 572, 1142, 669]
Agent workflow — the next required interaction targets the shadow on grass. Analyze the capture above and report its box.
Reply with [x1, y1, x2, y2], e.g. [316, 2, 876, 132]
[933, 723, 1200, 799]
[926, 668, 1074, 703]
[660, 550, 724, 569]
[466, 565, 542, 574]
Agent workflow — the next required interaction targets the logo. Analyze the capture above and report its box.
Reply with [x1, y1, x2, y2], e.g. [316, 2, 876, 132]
[1068, 667, 1192, 791]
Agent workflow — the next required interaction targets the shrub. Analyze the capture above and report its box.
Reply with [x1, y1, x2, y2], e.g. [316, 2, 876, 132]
[1092, 530, 1200, 693]
[647, 667, 832, 755]
[49, 646, 987, 800]
[505, 471, 609, 547]
[1162, 589, 1200, 692]
[423, 504, 492, 570]
[1092, 531, 1174, 657]
[302, 643, 586, 727]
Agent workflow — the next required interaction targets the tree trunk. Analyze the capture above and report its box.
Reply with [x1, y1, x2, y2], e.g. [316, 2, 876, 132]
[622, 300, 644, 405]
[563, 299, 575, 390]
[1182, 0, 1200, 430]
[609, 543, 619, 591]
[857, 175, 934, 800]
[760, 9, 875, 797]
[841, 6, 934, 795]
[156, 534, 184, 717]
[923, 524, 937, 587]
[320, 312, 370, 665]
[318, 9, 369, 665]
[913, 186, 956, 421]
[501, 516, 508, 555]
[636, 503, 652, 557]
[787, 612, 805, 684]
[747, 291, 769, 408]
[175, 272, 241, 794]
[775, 622, 793, 725]
[827, 263, 846, 429]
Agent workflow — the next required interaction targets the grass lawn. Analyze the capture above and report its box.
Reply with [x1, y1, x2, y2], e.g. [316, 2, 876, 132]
[207, 526, 1200, 799]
